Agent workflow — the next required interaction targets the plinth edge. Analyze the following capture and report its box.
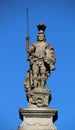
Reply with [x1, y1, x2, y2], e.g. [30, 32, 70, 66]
[19, 107, 58, 122]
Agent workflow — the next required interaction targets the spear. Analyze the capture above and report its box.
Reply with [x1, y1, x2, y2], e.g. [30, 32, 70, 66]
[26, 8, 32, 87]
[26, 8, 30, 53]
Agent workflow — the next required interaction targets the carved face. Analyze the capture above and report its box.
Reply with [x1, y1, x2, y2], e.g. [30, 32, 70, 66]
[38, 33, 45, 41]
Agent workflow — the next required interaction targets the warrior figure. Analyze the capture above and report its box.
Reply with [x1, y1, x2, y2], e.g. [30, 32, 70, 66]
[24, 23, 56, 91]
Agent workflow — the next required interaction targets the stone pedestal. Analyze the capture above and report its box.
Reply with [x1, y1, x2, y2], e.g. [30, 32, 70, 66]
[18, 108, 58, 130]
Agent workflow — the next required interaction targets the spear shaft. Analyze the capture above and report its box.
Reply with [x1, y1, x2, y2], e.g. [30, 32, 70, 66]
[26, 8, 32, 87]
[26, 8, 30, 53]
[26, 8, 29, 36]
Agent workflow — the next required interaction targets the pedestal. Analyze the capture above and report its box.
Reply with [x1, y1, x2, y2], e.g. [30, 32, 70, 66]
[18, 108, 58, 130]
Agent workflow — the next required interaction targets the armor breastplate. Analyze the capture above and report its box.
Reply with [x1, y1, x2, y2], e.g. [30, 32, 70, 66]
[34, 42, 46, 58]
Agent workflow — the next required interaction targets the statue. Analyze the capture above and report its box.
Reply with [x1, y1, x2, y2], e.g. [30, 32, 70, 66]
[18, 9, 58, 130]
[24, 23, 56, 108]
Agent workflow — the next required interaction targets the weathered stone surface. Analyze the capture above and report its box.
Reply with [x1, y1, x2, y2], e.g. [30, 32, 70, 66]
[18, 108, 58, 130]
[26, 87, 51, 108]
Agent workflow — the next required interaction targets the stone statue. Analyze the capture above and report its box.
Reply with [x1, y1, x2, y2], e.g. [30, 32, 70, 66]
[24, 23, 56, 108]
[18, 21, 58, 130]
[18, 10, 58, 130]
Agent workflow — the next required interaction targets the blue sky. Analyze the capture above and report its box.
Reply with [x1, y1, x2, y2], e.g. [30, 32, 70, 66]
[0, 0, 75, 130]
